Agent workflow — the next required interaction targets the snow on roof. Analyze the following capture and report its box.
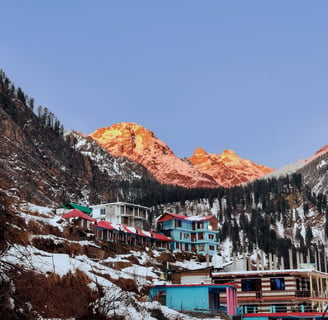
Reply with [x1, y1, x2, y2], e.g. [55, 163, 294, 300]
[151, 232, 173, 241]
[62, 209, 96, 222]
[157, 212, 215, 223]
[185, 215, 215, 221]
[212, 268, 327, 277]
[95, 220, 117, 230]
[95, 222, 172, 241]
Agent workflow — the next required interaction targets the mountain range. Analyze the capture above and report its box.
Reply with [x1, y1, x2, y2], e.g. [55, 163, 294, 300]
[89, 122, 274, 189]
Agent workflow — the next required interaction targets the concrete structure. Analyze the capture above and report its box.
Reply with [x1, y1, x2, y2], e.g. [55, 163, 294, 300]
[156, 212, 219, 256]
[212, 268, 328, 319]
[149, 283, 238, 317]
[90, 201, 150, 230]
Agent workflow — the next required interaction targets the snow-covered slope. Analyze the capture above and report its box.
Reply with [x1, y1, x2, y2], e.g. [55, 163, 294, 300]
[0, 202, 214, 320]
[260, 144, 328, 194]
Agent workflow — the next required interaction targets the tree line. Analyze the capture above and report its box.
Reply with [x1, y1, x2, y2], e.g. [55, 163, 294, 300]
[0, 69, 64, 135]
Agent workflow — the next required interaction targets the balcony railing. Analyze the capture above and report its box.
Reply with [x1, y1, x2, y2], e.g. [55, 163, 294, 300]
[239, 289, 328, 300]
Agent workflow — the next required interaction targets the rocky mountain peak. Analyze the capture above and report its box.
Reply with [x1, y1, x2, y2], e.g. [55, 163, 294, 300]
[89, 123, 274, 188]
[189, 148, 274, 188]
[89, 123, 219, 188]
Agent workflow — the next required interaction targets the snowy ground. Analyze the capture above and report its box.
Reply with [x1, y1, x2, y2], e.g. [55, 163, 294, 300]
[1, 203, 225, 319]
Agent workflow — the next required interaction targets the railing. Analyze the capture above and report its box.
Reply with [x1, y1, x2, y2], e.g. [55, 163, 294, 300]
[238, 289, 327, 299]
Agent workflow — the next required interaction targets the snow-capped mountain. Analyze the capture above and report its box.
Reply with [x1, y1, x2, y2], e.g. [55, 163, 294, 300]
[188, 147, 274, 188]
[89, 122, 219, 188]
[260, 144, 328, 194]
[89, 122, 273, 189]
[64, 130, 154, 181]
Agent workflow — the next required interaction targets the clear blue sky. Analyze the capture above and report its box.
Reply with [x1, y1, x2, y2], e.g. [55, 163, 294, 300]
[1, 1, 328, 169]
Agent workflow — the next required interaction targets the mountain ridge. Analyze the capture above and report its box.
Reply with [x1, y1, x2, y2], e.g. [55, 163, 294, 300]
[89, 122, 274, 189]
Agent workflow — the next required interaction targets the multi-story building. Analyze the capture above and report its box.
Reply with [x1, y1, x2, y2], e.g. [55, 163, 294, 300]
[212, 267, 328, 319]
[90, 201, 150, 230]
[156, 212, 220, 256]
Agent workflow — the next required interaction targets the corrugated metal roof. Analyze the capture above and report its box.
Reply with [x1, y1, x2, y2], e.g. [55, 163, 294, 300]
[157, 212, 215, 223]
[62, 209, 95, 222]
[63, 202, 92, 214]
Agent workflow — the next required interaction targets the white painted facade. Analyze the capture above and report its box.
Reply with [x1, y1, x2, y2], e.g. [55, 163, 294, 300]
[90, 201, 150, 229]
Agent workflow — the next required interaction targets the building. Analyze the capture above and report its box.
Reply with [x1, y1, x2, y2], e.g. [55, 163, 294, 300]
[61, 208, 96, 229]
[212, 267, 328, 319]
[56, 202, 92, 215]
[149, 283, 238, 317]
[156, 212, 220, 256]
[90, 202, 150, 230]
[93, 220, 172, 250]
[171, 267, 212, 285]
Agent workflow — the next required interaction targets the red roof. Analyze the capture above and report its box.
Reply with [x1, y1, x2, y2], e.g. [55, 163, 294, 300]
[62, 209, 96, 222]
[157, 212, 215, 223]
[157, 212, 188, 223]
[96, 220, 117, 230]
[152, 232, 173, 241]
[94, 221, 172, 242]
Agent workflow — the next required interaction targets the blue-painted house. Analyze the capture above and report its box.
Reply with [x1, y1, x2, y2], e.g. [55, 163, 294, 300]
[149, 283, 238, 317]
[156, 212, 220, 256]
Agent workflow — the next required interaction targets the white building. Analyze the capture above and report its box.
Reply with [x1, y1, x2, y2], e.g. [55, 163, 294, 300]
[90, 201, 150, 230]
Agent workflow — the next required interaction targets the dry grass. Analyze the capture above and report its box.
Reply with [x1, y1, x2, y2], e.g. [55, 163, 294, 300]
[12, 269, 105, 319]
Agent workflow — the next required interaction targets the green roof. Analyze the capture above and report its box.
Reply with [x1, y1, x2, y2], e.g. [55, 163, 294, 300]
[63, 202, 92, 214]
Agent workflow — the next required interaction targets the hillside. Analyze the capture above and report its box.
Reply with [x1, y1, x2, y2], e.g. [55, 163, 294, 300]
[0, 192, 210, 319]
[0, 70, 158, 207]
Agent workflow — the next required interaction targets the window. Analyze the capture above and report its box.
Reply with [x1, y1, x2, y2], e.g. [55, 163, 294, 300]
[270, 278, 285, 290]
[199, 244, 205, 251]
[242, 305, 258, 314]
[100, 208, 106, 215]
[209, 245, 215, 251]
[272, 304, 287, 312]
[208, 234, 214, 240]
[197, 222, 204, 229]
[241, 279, 262, 292]
[175, 220, 182, 228]
[198, 233, 204, 240]
[183, 233, 190, 239]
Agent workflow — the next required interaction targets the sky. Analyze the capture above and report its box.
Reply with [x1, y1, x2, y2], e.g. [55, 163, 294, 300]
[1, 1, 328, 169]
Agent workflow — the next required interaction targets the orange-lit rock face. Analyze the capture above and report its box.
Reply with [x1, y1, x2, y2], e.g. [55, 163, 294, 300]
[89, 122, 273, 189]
[89, 123, 219, 188]
[189, 148, 274, 188]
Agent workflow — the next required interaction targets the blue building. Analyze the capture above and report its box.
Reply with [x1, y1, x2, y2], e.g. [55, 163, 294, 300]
[149, 283, 238, 317]
[156, 212, 220, 256]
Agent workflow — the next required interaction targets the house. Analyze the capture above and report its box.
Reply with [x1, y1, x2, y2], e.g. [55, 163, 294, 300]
[56, 202, 93, 215]
[171, 267, 212, 285]
[90, 202, 150, 230]
[62, 209, 96, 229]
[212, 267, 328, 319]
[156, 212, 220, 256]
[93, 220, 173, 250]
[149, 283, 238, 317]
